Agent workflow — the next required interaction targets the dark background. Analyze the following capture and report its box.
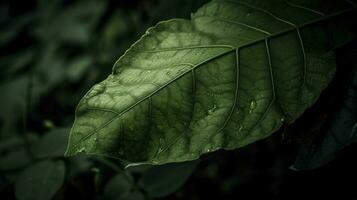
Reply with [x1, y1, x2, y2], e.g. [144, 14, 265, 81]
[1, 0, 356, 199]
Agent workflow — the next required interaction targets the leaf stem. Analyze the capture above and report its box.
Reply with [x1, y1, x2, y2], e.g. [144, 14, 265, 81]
[92, 157, 150, 199]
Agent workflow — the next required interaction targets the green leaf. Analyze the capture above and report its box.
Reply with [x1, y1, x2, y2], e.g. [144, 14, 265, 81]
[32, 128, 70, 159]
[66, 0, 357, 165]
[292, 69, 357, 170]
[104, 173, 145, 200]
[14, 160, 66, 200]
[0, 149, 31, 171]
[0, 135, 38, 171]
[66, 156, 93, 178]
[138, 160, 199, 198]
[0, 134, 38, 153]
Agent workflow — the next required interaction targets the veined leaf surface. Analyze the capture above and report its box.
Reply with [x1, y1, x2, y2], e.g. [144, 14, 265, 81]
[65, 0, 357, 165]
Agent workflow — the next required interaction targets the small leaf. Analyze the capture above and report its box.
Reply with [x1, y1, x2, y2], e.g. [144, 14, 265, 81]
[0, 135, 38, 171]
[0, 149, 31, 171]
[15, 160, 66, 200]
[104, 173, 145, 200]
[138, 160, 199, 198]
[292, 69, 357, 170]
[33, 128, 70, 159]
[66, 156, 93, 178]
[66, 0, 357, 165]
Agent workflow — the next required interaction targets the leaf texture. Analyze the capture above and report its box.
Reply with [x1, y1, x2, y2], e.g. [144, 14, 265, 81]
[65, 0, 357, 165]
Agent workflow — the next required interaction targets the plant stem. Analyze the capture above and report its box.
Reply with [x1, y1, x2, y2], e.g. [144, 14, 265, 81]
[93, 157, 150, 199]
[22, 71, 34, 160]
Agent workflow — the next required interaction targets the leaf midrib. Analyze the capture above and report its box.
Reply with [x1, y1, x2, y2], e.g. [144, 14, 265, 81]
[72, 2, 356, 148]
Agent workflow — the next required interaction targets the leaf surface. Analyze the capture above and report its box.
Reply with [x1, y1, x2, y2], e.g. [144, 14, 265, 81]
[66, 0, 357, 165]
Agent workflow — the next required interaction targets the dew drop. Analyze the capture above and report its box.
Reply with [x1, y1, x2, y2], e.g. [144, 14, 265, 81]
[249, 100, 257, 113]
[280, 118, 285, 122]
[156, 138, 165, 155]
[91, 167, 100, 173]
[208, 104, 217, 115]
[250, 100, 257, 110]
[78, 147, 86, 153]
[93, 137, 97, 142]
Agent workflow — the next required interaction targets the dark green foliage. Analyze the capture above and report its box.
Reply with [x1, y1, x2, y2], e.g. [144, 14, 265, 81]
[0, 0, 356, 199]
[138, 160, 199, 198]
[14, 160, 65, 200]
[292, 67, 357, 170]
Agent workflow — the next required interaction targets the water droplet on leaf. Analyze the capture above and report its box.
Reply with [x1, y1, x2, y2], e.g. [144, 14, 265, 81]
[78, 147, 86, 153]
[250, 100, 257, 110]
[208, 104, 217, 115]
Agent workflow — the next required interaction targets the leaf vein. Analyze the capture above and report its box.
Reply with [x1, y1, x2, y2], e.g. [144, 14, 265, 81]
[220, 0, 296, 27]
[285, 1, 325, 16]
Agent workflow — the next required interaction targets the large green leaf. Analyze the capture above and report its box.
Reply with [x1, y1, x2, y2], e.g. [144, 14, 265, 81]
[65, 0, 357, 165]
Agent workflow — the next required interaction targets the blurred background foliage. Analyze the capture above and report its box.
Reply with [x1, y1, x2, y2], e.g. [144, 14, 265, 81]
[0, 0, 356, 199]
